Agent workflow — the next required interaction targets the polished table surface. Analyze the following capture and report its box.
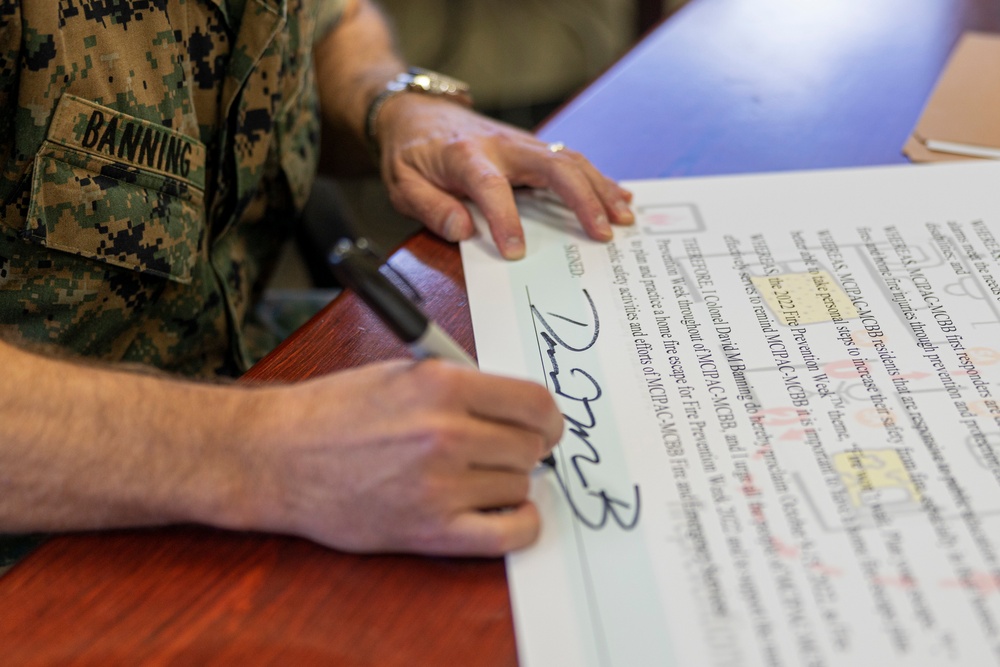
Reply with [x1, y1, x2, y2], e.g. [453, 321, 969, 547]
[3, 0, 999, 663]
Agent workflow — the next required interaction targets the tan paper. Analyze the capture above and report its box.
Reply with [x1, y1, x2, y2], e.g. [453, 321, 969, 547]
[904, 32, 1000, 162]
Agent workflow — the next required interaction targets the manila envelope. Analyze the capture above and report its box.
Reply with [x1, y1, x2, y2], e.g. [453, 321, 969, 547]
[903, 32, 1000, 163]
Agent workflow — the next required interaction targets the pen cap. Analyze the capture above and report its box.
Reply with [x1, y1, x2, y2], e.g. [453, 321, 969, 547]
[328, 239, 428, 343]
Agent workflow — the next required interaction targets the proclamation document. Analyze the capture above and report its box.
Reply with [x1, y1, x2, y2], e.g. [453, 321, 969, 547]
[461, 161, 1000, 666]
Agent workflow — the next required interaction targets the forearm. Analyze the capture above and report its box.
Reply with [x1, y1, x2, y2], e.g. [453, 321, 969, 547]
[0, 341, 273, 533]
[0, 339, 562, 555]
[314, 0, 406, 172]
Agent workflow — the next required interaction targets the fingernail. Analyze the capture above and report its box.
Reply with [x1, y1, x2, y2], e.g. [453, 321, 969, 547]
[503, 235, 526, 260]
[595, 213, 613, 239]
[615, 201, 635, 224]
[442, 211, 464, 241]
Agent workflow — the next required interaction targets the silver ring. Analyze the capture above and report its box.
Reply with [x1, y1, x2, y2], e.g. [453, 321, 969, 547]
[547, 142, 567, 153]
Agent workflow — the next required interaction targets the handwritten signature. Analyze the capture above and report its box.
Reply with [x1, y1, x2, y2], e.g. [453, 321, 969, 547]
[531, 288, 641, 531]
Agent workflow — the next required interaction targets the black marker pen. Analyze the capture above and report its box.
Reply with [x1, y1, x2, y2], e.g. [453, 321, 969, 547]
[329, 238, 477, 367]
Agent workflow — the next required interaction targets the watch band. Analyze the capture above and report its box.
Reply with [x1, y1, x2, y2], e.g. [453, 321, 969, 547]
[364, 87, 402, 153]
[364, 68, 473, 155]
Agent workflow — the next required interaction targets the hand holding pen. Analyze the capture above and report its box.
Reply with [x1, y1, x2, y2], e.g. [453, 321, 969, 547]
[328, 237, 556, 468]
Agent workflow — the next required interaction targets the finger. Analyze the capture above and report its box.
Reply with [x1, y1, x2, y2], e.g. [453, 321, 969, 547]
[506, 145, 619, 241]
[449, 468, 532, 509]
[415, 502, 542, 556]
[546, 163, 615, 240]
[402, 416, 549, 477]
[582, 163, 635, 227]
[400, 361, 561, 445]
[399, 363, 562, 467]
[459, 372, 563, 446]
[445, 155, 525, 260]
[544, 147, 635, 228]
[386, 167, 477, 242]
[460, 419, 552, 472]
[404, 408, 553, 474]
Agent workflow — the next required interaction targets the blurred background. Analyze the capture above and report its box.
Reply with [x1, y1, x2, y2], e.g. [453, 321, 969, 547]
[381, 0, 639, 129]
[379, 0, 691, 129]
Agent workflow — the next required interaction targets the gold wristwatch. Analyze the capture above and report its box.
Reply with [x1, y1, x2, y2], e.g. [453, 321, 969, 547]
[365, 68, 473, 152]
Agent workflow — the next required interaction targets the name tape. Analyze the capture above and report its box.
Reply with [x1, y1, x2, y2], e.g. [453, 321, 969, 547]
[48, 94, 206, 188]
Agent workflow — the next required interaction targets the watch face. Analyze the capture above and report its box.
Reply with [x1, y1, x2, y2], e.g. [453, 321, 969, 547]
[406, 68, 470, 97]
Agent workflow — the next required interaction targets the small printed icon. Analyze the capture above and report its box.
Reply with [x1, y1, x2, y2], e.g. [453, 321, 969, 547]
[636, 203, 703, 234]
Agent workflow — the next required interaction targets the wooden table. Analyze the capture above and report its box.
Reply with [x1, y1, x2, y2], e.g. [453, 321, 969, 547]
[2, 0, 997, 663]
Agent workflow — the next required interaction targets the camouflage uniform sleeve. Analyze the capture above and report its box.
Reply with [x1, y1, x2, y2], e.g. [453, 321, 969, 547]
[315, 0, 348, 43]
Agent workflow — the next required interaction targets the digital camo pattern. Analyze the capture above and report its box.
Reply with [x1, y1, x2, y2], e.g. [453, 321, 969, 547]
[0, 0, 344, 376]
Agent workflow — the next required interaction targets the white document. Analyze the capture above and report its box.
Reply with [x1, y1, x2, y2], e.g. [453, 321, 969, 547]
[461, 161, 1000, 666]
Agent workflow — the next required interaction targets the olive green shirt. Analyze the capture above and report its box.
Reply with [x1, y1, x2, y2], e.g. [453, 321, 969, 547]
[0, 0, 343, 376]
